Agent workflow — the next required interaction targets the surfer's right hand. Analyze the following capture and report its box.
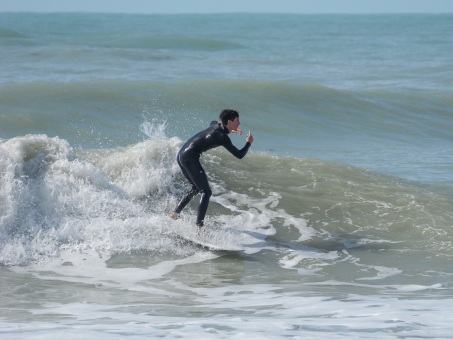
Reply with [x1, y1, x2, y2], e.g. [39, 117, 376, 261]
[246, 131, 254, 144]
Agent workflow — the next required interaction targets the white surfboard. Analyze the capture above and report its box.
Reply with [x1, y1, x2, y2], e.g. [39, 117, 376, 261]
[175, 231, 243, 252]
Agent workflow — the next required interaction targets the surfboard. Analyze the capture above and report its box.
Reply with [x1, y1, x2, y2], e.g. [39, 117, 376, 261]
[175, 232, 243, 252]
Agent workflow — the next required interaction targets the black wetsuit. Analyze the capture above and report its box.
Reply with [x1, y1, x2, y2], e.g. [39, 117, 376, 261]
[174, 121, 251, 226]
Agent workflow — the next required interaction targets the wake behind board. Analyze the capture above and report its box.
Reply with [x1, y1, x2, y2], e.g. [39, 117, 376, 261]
[175, 232, 243, 252]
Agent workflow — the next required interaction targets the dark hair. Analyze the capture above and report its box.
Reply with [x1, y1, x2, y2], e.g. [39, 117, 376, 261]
[219, 109, 239, 126]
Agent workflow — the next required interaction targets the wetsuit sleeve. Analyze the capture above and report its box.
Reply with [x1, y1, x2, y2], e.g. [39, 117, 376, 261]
[222, 137, 251, 159]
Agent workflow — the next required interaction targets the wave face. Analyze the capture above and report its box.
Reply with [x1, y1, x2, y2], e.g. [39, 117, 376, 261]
[1, 79, 452, 186]
[1, 131, 451, 266]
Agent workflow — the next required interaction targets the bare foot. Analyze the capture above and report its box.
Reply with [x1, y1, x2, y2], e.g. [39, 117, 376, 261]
[168, 212, 179, 220]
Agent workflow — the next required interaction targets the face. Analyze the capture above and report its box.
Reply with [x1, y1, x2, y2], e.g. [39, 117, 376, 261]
[229, 117, 240, 130]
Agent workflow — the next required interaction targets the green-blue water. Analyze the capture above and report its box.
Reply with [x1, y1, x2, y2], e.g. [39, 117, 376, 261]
[1, 13, 453, 339]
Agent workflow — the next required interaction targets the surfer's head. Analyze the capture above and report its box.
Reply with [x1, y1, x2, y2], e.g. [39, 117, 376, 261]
[219, 109, 239, 126]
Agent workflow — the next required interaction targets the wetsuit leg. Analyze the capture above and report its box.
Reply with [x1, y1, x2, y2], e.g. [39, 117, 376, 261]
[174, 157, 199, 214]
[175, 156, 212, 226]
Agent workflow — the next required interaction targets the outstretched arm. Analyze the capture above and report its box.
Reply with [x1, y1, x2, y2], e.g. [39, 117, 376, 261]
[223, 131, 253, 159]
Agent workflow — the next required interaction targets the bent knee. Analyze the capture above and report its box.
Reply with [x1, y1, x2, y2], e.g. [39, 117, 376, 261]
[201, 187, 212, 197]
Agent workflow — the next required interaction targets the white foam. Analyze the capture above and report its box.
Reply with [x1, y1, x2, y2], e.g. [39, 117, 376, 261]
[211, 189, 315, 243]
[12, 247, 218, 295]
[3, 290, 453, 339]
[0, 133, 184, 265]
[279, 248, 340, 275]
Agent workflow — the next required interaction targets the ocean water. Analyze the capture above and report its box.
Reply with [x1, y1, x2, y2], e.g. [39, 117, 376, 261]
[1, 12, 453, 339]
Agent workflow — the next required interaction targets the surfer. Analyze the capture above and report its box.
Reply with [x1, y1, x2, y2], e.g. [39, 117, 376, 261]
[169, 109, 254, 228]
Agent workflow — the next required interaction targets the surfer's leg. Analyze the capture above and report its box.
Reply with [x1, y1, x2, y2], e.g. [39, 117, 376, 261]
[174, 185, 199, 213]
[177, 158, 211, 227]
[174, 157, 199, 214]
[191, 166, 211, 227]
